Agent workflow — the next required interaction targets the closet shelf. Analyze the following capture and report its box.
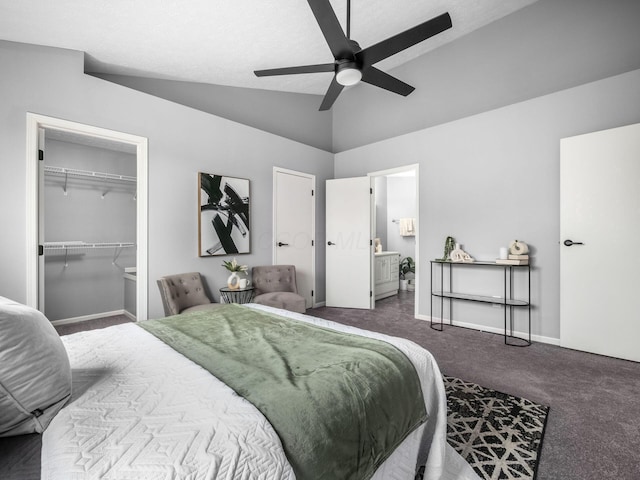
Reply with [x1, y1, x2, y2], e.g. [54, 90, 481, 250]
[44, 242, 135, 251]
[44, 242, 135, 268]
[44, 165, 136, 183]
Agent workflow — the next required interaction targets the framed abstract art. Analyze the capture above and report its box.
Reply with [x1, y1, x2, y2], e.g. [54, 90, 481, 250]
[198, 172, 250, 256]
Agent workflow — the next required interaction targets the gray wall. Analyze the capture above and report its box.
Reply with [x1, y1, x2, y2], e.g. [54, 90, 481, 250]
[43, 139, 137, 320]
[0, 40, 333, 320]
[374, 176, 416, 262]
[94, 74, 333, 152]
[332, 0, 640, 152]
[334, 68, 640, 341]
[386, 177, 416, 261]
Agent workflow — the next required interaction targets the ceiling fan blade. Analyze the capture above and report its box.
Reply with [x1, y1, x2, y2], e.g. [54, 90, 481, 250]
[356, 12, 452, 67]
[361, 67, 415, 96]
[254, 63, 335, 77]
[319, 76, 344, 111]
[307, 0, 355, 60]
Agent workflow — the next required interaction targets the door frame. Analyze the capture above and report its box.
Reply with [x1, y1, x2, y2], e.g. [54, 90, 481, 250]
[272, 166, 316, 306]
[368, 164, 419, 317]
[25, 113, 149, 321]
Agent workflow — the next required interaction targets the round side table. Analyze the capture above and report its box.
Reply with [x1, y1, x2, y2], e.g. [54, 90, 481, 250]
[219, 286, 255, 304]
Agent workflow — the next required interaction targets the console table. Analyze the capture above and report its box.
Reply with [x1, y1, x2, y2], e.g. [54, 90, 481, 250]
[430, 260, 531, 346]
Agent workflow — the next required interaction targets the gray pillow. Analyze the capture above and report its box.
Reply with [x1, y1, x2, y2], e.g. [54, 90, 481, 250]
[0, 296, 71, 436]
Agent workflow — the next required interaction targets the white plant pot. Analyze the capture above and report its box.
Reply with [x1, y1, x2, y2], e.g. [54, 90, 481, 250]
[399, 279, 408, 291]
[227, 272, 240, 289]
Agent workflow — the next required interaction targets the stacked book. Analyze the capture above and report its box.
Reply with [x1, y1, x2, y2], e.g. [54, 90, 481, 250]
[496, 254, 529, 265]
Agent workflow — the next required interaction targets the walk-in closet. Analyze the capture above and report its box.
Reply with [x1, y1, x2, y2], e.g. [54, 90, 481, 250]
[42, 130, 137, 323]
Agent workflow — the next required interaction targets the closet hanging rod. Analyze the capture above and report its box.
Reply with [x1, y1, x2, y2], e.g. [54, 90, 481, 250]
[43, 242, 135, 268]
[43, 242, 135, 250]
[43, 165, 136, 183]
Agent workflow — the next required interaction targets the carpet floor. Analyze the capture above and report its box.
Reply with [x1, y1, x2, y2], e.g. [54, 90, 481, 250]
[54, 314, 132, 335]
[308, 292, 640, 480]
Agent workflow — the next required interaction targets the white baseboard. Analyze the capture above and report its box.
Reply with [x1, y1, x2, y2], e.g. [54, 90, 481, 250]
[123, 310, 137, 322]
[51, 309, 128, 326]
[415, 314, 560, 346]
[313, 301, 326, 308]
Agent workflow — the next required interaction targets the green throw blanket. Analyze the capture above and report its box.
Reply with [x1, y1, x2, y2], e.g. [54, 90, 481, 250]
[139, 304, 427, 480]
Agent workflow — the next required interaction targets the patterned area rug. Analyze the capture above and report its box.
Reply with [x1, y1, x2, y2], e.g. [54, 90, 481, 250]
[441, 375, 549, 480]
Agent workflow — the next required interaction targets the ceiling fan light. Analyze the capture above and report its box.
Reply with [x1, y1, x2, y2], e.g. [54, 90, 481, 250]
[336, 63, 362, 86]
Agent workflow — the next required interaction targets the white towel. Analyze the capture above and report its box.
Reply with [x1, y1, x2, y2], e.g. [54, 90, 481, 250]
[399, 218, 415, 236]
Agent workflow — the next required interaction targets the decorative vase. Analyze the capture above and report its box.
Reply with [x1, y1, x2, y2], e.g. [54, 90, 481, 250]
[227, 272, 240, 290]
[442, 236, 455, 261]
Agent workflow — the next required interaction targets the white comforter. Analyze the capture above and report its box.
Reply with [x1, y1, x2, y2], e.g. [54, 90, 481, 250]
[42, 304, 479, 480]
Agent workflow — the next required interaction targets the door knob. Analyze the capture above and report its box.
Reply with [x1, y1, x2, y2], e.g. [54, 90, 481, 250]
[277, 242, 289, 247]
[563, 239, 584, 247]
[327, 241, 336, 246]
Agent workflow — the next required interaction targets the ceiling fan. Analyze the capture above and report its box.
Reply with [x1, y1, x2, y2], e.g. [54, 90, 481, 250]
[254, 0, 452, 111]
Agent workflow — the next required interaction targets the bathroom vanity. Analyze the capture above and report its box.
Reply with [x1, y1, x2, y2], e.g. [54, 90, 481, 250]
[374, 251, 400, 300]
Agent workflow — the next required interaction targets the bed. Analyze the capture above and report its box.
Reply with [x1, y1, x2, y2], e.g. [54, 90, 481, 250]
[5, 300, 479, 479]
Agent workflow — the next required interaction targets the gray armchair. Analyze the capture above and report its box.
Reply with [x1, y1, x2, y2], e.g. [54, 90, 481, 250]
[251, 265, 306, 313]
[157, 272, 222, 316]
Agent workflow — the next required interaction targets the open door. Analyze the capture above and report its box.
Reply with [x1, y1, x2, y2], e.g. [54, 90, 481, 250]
[326, 177, 373, 309]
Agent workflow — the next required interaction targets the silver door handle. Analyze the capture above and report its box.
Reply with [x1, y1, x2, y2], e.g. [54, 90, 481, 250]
[563, 239, 584, 247]
[327, 241, 336, 246]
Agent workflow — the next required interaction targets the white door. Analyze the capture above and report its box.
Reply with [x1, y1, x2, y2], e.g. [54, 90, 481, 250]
[274, 168, 315, 308]
[560, 123, 640, 362]
[326, 177, 373, 309]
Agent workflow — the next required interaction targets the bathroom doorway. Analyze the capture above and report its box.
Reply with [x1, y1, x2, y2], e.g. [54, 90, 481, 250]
[369, 165, 419, 316]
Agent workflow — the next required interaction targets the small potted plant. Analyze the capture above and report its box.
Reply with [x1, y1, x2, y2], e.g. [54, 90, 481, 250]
[399, 256, 415, 291]
[222, 257, 248, 289]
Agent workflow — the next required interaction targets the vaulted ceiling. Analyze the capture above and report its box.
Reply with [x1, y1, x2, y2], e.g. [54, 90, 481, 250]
[0, 0, 538, 95]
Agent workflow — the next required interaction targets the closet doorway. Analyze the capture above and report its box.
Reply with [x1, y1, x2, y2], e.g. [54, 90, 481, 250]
[26, 114, 148, 322]
[369, 165, 419, 315]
